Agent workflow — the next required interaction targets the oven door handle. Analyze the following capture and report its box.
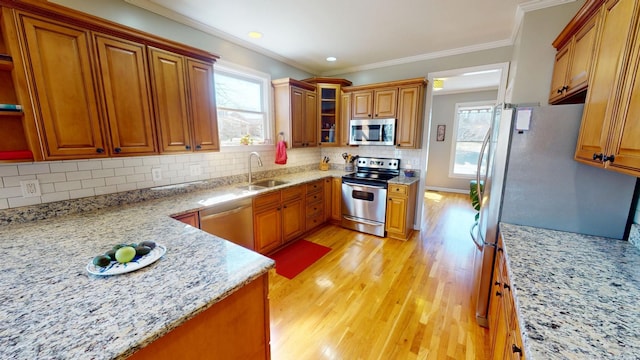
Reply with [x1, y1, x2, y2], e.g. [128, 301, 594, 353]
[343, 215, 383, 226]
[342, 181, 386, 190]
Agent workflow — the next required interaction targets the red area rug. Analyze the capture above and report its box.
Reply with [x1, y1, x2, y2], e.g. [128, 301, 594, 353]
[268, 239, 331, 279]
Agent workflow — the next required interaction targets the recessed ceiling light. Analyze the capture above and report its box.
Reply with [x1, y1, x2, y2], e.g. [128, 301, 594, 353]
[326, 56, 337, 62]
[248, 31, 263, 39]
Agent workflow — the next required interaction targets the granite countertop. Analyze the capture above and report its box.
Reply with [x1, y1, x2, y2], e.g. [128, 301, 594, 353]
[499, 223, 640, 359]
[0, 170, 343, 359]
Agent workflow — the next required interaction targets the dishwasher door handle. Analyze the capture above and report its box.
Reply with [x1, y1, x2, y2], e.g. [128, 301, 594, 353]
[200, 205, 250, 220]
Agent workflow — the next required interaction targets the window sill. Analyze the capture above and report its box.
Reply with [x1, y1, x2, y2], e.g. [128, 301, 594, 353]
[219, 144, 275, 153]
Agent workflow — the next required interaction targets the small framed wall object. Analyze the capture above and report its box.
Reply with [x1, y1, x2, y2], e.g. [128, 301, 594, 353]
[436, 124, 446, 141]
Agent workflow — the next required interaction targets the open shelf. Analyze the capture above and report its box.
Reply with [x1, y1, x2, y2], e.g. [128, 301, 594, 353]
[0, 54, 13, 71]
[0, 110, 23, 116]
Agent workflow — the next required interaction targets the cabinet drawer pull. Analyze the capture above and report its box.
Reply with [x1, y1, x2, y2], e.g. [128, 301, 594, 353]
[96, 148, 105, 153]
[512, 344, 522, 354]
[603, 154, 615, 163]
[495, 291, 502, 297]
[503, 283, 511, 290]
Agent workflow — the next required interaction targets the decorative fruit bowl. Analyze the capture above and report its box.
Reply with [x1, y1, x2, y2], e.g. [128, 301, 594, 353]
[86, 243, 166, 276]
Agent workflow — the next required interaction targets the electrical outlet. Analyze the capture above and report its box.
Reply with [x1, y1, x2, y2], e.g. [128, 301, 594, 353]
[151, 168, 162, 181]
[190, 164, 202, 176]
[20, 179, 41, 198]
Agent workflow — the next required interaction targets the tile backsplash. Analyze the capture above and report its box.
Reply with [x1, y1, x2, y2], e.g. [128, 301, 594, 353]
[0, 147, 321, 210]
[0, 145, 424, 211]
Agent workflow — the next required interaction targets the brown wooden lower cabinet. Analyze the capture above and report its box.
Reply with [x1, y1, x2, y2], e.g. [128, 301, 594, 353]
[385, 182, 417, 240]
[253, 185, 305, 254]
[171, 211, 199, 228]
[490, 234, 525, 360]
[128, 274, 270, 360]
[330, 177, 342, 223]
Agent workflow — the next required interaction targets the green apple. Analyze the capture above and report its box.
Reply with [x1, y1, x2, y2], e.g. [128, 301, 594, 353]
[115, 246, 136, 263]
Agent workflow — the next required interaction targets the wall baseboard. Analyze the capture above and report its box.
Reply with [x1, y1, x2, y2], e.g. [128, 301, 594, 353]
[424, 186, 469, 194]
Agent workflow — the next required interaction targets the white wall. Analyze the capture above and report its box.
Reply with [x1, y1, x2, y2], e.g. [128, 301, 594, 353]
[507, 0, 585, 104]
[426, 90, 499, 191]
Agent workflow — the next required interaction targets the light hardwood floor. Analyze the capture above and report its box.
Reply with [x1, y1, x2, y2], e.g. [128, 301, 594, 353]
[269, 191, 490, 360]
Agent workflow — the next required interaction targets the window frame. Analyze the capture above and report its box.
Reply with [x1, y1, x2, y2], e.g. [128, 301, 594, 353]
[214, 60, 273, 151]
[448, 101, 495, 179]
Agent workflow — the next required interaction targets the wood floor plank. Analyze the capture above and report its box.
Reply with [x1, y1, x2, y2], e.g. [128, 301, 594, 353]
[269, 191, 490, 359]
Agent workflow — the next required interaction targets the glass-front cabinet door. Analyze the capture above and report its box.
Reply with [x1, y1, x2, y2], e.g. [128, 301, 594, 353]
[302, 77, 352, 147]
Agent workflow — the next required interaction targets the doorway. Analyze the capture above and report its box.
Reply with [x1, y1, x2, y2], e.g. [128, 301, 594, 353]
[415, 63, 510, 226]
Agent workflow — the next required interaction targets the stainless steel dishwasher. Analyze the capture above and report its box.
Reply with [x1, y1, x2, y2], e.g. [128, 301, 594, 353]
[199, 198, 254, 250]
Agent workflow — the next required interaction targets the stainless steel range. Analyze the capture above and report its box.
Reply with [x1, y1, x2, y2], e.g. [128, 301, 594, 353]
[341, 157, 400, 237]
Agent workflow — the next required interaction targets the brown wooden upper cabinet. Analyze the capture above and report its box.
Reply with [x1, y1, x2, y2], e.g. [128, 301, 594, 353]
[149, 48, 219, 153]
[186, 59, 220, 152]
[15, 13, 108, 159]
[351, 88, 397, 119]
[0, 0, 220, 161]
[344, 78, 427, 149]
[549, 7, 601, 104]
[572, 0, 640, 177]
[273, 78, 317, 148]
[302, 77, 352, 147]
[95, 35, 157, 156]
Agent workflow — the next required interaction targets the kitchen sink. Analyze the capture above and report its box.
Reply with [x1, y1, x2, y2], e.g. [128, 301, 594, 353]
[236, 185, 266, 192]
[236, 180, 287, 192]
[252, 179, 287, 188]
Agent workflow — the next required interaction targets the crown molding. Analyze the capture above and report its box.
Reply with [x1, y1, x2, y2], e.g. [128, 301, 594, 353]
[124, 0, 317, 74]
[322, 39, 513, 76]
[126, 0, 577, 77]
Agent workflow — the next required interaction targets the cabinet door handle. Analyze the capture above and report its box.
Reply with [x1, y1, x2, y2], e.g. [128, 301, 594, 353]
[495, 291, 502, 297]
[96, 148, 105, 154]
[185, 145, 191, 150]
[503, 283, 511, 290]
[494, 281, 501, 286]
[593, 153, 604, 161]
[512, 344, 522, 354]
[557, 88, 564, 94]
[196, 145, 202, 150]
[603, 154, 615, 163]
[114, 147, 122, 153]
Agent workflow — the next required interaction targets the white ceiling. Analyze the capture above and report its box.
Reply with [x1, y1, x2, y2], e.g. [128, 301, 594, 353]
[126, 0, 575, 91]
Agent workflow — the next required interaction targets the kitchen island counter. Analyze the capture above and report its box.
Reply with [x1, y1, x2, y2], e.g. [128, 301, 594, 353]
[0, 169, 345, 359]
[500, 223, 640, 359]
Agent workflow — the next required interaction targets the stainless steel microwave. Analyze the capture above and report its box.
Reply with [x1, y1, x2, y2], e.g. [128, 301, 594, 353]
[348, 118, 396, 146]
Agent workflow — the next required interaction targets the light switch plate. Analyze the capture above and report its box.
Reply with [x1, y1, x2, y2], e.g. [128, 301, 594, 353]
[151, 168, 162, 181]
[20, 179, 41, 197]
[190, 164, 202, 176]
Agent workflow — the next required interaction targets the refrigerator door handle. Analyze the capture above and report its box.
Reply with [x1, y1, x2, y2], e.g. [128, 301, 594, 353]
[469, 221, 483, 250]
[476, 129, 491, 208]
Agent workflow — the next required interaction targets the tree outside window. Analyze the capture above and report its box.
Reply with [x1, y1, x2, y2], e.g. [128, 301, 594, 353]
[449, 102, 494, 177]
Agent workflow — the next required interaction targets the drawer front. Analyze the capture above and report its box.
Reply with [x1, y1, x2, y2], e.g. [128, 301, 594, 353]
[306, 179, 323, 194]
[253, 191, 280, 210]
[306, 200, 323, 216]
[389, 184, 408, 196]
[306, 212, 324, 231]
[306, 191, 323, 204]
[282, 185, 304, 202]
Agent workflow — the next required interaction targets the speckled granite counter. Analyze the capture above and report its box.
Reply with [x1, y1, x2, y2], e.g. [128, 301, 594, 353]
[499, 223, 640, 359]
[0, 170, 345, 359]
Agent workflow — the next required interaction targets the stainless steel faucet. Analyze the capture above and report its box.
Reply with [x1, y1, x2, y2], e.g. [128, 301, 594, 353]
[248, 152, 263, 184]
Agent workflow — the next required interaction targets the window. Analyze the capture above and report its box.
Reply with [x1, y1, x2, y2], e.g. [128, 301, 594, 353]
[214, 63, 271, 146]
[449, 102, 494, 177]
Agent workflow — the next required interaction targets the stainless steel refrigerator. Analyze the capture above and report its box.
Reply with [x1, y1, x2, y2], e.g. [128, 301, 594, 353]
[472, 103, 637, 327]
